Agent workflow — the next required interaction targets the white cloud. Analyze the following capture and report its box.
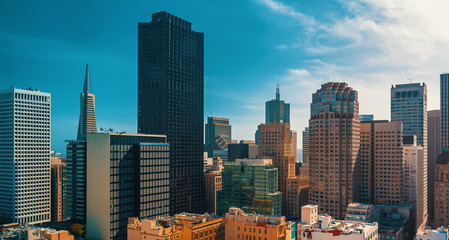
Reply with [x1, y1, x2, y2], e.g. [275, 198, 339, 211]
[258, 0, 316, 27]
[277, 44, 288, 50]
[257, 0, 449, 149]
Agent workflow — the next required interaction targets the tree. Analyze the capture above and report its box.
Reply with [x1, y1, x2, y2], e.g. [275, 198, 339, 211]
[68, 223, 85, 238]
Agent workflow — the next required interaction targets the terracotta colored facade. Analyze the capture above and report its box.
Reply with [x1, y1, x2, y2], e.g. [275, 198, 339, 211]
[50, 153, 68, 222]
[286, 175, 309, 219]
[43, 230, 75, 240]
[258, 123, 295, 215]
[127, 217, 180, 240]
[174, 213, 225, 240]
[224, 207, 296, 240]
[309, 82, 360, 219]
[205, 170, 222, 214]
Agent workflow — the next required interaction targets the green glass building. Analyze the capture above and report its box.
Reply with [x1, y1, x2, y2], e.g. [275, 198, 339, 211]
[217, 159, 282, 216]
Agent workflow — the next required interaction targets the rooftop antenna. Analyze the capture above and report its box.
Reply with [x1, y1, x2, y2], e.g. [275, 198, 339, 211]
[276, 83, 280, 100]
[407, 78, 413, 84]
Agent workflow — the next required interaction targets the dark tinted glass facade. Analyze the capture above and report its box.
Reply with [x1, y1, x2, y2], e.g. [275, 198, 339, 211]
[86, 134, 170, 240]
[205, 117, 232, 157]
[109, 135, 169, 239]
[217, 160, 282, 216]
[138, 11, 204, 215]
[65, 140, 87, 223]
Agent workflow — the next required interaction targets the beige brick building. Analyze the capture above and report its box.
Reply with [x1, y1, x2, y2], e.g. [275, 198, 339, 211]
[224, 207, 296, 240]
[286, 175, 309, 219]
[258, 123, 295, 215]
[205, 170, 222, 215]
[435, 152, 449, 227]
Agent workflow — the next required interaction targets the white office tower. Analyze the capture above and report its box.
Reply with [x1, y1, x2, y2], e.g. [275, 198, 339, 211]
[0, 87, 51, 224]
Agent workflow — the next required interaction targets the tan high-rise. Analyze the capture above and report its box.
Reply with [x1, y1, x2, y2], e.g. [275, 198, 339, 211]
[50, 152, 68, 222]
[434, 152, 449, 227]
[309, 82, 360, 219]
[286, 175, 309, 219]
[77, 64, 97, 140]
[258, 123, 295, 215]
[205, 157, 223, 214]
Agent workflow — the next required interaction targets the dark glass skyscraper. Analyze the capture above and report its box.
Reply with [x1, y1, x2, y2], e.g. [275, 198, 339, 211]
[266, 85, 290, 124]
[442, 73, 449, 150]
[205, 117, 231, 157]
[138, 11, 204, 215]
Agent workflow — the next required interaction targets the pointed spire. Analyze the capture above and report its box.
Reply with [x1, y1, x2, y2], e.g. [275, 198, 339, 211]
[83, 64, 92, 94]
[276, 83, 280, 100]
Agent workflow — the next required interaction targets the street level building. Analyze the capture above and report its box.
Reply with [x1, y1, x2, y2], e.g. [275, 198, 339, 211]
[224, 207, 296, 240]
[415, 227, 449, 240]
[296, 212, 378, 240]
[127, 217, 180, 240]
[174, 213, 225, 240]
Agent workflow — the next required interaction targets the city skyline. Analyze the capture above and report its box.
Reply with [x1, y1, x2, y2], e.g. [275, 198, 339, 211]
[1, 1, 448, 156]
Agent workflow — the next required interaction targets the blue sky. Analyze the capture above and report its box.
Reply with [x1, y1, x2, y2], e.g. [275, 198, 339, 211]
[1, 0, 448, 155]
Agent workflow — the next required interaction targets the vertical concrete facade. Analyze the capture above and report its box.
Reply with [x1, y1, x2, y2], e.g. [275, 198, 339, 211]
[0, 88, 51, 224]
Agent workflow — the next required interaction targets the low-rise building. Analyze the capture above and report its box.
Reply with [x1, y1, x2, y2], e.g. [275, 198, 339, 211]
[346, 203, 379, 223]
[416, 228, 449, 240]
[377, 204, 414, 240]
[297, 214, 378, 240]
[301, 205, 318, 225]
[0, 224, 74, 240]
[174, 213, 225, 240]
[42, 230, 74, 240]
[224, 207, 296, 240]
[127, 217, 180, 240]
